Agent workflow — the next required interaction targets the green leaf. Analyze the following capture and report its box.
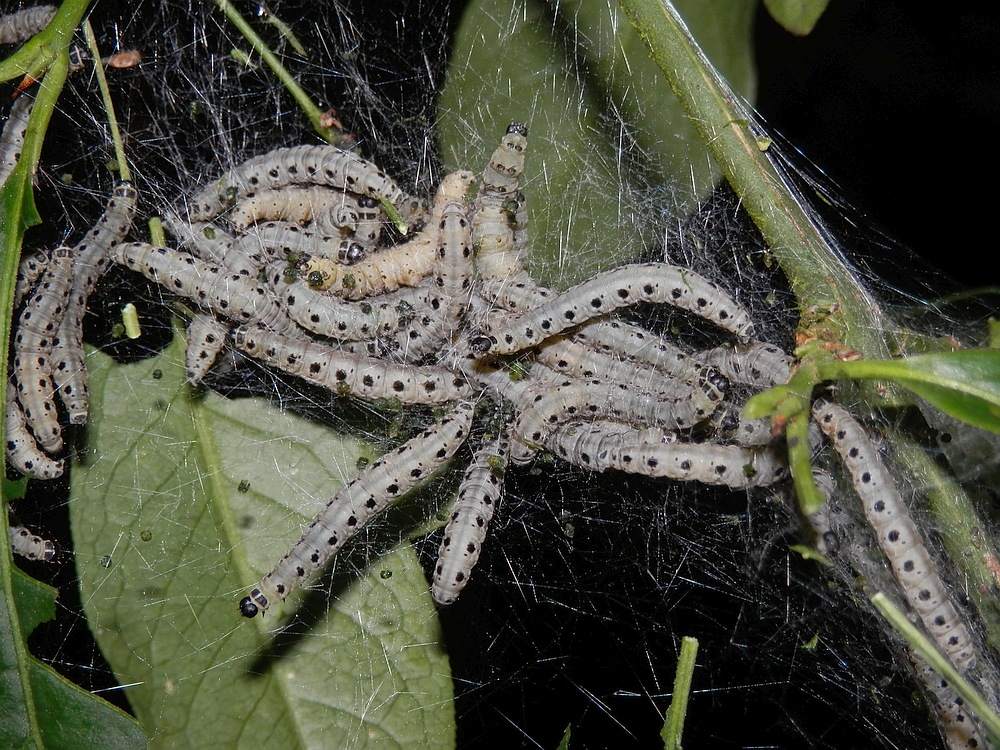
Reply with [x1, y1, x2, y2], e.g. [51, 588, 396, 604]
[70, 335, 454, 748]
[763, 0, 831, 36]
[830, 350, 1000, 434]
[28, 660, 146, 750]
[438, 0, 756, 286]
[10, 568, 56, 639]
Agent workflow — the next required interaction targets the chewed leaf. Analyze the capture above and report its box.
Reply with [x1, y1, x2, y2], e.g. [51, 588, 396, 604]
[836, 350, 1000, 434]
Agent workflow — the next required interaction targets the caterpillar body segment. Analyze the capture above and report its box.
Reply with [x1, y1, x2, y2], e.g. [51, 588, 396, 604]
[232, 324, 475, 404]
[0, 5, 56, 46]
[296, 170, 475, 300]
[265, 262, 421, 341]
[12, 246, 75, 453]
[239, 401, 475, 617]
[4, 383, 63, 479]
[9, 524, 56, 562]
[109, 241, 298, 334]
[189, 145, 421, 226]
[1, 93, 33, 185]
[812, 399, 976, 670]
[389, 198, 474, 361]
[473, 263, 754, 355]
[433, 433, 509, 605]
[184, 312, 231, 384]
[51, 183, 139, 423]
[473, 123, 528, 280]
[546, 420, 787, 488]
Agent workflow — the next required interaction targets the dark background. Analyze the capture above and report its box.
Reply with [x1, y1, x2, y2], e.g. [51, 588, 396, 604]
[755, 2, 999, 292]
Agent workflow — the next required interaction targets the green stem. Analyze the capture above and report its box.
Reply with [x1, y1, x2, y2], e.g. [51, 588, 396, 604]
[82, 20, 130, 182]
[661, 636, 698, 750]
[871, 593, 1000, 742]
[212, 0, 342, 145]
[616, 0, 889, 360]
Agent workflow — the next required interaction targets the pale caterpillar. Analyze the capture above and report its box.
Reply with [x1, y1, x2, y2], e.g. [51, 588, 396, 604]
[472, 263, 754, 355]
[478, 285, 724, 392]
[189, 144, 422, 225]
[4, 383, 63, 479]
[297, 170, 475, 300]
[546, 420, 788, 488]
[9, 524, 56, 562]
[533, 337, 728, 404]
[162, 214, 233, 265]
[250, 221, 370, 265]
[109, 241, 299, 334]
[239, 401, 476, 617]
[472, 123, 528, 281]
[50, 183, 139, 424]
[1, 93, 33, 186]
[811, 399, 977, 670]
[908, 648, 986, 750]
[229, 187, 384, 245]
[12, 246, 76, 453]
[507, 377, 719, 465]
[265, 262, 421, 341]
[13, 250, 47, 309]
[472, 366, 721, 465]
[183, 312, 232, 385]
[695, 341, 793, 388]
[432, 433, 509, 605]
[0, 5, 56, 46]
[232, 324, 475, 404]
[386, 198, 475, 362]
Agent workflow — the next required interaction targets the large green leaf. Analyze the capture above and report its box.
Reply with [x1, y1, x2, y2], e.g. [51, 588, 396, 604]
[70, 335, 454, 748]
[438, 0, 756, 286]
[831, 350, 1000, 434]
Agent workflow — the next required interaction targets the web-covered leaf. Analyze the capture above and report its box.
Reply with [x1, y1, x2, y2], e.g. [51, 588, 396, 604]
[70, 335, 454, 747]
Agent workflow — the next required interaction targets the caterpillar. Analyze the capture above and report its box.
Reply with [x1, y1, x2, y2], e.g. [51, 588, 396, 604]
[162, 214, 233, 265]
[478, 371, 721, 465]
[473, 263, 754, 355]
[4, 383, 63, 479]
[533, 337, 728, 404]
[50, 183, 139, 424]
[189, 145, 422, 226]
[239, 401, 475, 617]
[432, 433, 508, 605]
[109, 241, 298, 334]
[13, 250, 48, 309]
[0, 5, 56, 46]
[297, 170, 475, 300]
[473, 123, 528, 281]
[229, 186, 383, 245]
[546, 420, 788, 488]
[1, 93, 33, 186]
[385, 198, 475, 362]
[265, 262, 421, 341]
[696, 341, 793, 388]
[811, 399, 976, 670]
[251, 222, 369, 265]
[183, 312, 231, 384]
[9, 524, 56, 562]
[232, 324, 475, 404]
[12, 246, 76, 453]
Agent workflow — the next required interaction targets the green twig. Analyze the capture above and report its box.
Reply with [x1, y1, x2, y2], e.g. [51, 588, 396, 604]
[617, 0, 889, 360]
[212, 0, 342, 145]
[661, 636, 698, 750]
[82, 20, 130, 182]
[871, 593, 1000, 742]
